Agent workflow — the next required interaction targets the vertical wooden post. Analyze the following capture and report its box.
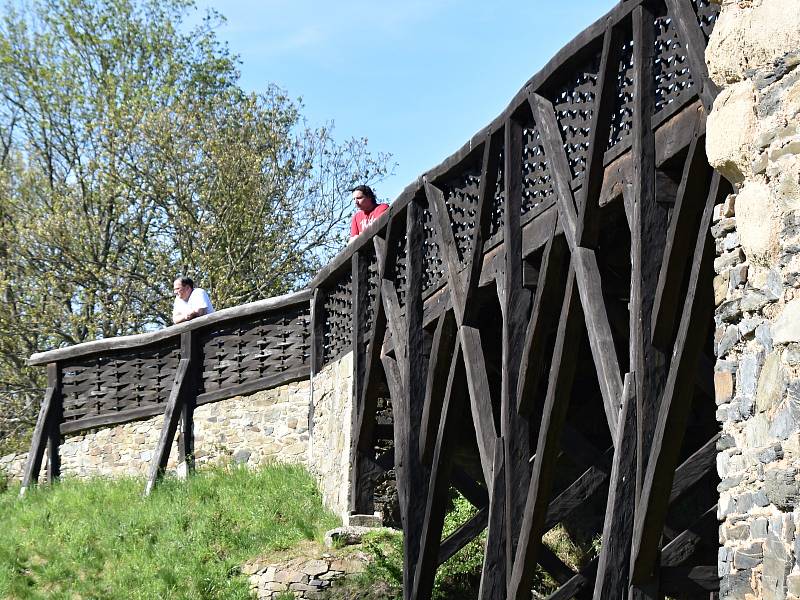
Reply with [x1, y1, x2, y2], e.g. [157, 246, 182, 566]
[20, 362, 60, 496]
[501, 115, 532, 586]
[349, 249, 375, 515]
[45, 361, 62, 484]
[310, 287, 326, 377]
[403, 197, 430, 599]
[177, 331, 197, 475]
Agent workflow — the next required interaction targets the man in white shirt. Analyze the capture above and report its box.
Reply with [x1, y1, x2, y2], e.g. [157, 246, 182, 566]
[172, 276, 215, 324]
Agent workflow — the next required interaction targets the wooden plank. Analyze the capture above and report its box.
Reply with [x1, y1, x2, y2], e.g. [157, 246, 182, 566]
[517, 222, 569, 415]
[652, 164, 722, 348]
[592, 372, 637, 600]
[401, 197, 430, 599]
[663, 0, 719, 110]
[629, 1, 663, 507]
[411, 345, 464, 600]
[502, 115, 534, 582]
[420, 310, 458, 464]
[459, 325, 498, 486]
[670, 433, 719, 503]
[630, 163, 717, 584]
[539, 546, 579, 588]
[465, 130, 503, 324]
[528, 92, 578, 250]
[19, 385, 56, 496]
[479, 440, 507, 600]
[661, 506, 718, 568]
[577, 20, 625, 248]
[177, 331, 197, 475]
[437, 506, 489, 566]
[508, 266, 583, 600]
[145, 357, 191, 496]
[544, 463, 610, 532]
[451, 467, 490, 509]
[310, 287, 325, 375]
[573, 246, 622, 438]
[45, 362, 62, 484]
[660, 566, 719, 595]
[545, 559, 597, 600]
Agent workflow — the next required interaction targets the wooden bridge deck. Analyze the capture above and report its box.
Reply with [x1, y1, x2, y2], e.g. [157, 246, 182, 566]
[23, 0, 726, 597]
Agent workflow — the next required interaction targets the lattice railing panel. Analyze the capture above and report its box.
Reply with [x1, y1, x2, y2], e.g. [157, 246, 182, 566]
[692, 0, 721, 40]
[392, 229, 409, 308]
[608, 38, 635, 150]
[199, 306, 311, 393]
[488, 145, 505, 242]
[441, 168, 481, 263]
[322, 270, 354, 364]
[522, 123, 556, 216]
[552, 53, 601, 181]
[362, 245, 381, 353]
[654, 14, 693, 113]
[61, 343, 181, 423]
[422, 206, 446, 297]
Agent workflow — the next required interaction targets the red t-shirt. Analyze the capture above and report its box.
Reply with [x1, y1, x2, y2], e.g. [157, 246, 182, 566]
[350, 203, 389, 237]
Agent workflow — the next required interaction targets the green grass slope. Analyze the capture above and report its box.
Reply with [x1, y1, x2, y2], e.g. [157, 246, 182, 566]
[0, 464, 339, 600]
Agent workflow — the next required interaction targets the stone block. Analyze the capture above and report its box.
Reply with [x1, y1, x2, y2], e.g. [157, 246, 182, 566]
[733, 541, 764, 569]
[707, 81, 758, 182]
[716, 272, 732, 305]
[774, 300, 800, 344]
[716, 371, 735, 404]
[301, 560, 329, 577]
[764, 467, 800, 509]
[715, 248, 746, 274]
[762, 537, 791, 600]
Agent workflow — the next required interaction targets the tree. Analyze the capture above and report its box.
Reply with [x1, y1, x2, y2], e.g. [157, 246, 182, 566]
[0, 0, 391, 455]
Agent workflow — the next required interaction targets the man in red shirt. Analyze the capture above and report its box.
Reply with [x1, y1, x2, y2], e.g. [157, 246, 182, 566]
[349, 185, 389, 240]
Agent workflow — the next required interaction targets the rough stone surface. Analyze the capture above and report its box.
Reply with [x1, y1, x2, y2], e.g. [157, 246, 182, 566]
[307, 352, 354, 521]
[708, 2, 800, 597]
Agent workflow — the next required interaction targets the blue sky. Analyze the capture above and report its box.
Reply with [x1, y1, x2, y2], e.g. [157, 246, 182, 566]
[196, 0, 614, 202]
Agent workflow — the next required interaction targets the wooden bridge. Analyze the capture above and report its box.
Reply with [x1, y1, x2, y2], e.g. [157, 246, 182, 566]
[23, 0, 727, 597]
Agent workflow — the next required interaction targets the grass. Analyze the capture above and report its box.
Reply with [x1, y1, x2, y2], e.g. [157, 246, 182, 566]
[0, 463, 339, 600]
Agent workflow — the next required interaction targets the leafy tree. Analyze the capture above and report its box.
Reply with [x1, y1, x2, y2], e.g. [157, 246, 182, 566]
[0, 0, 391, 454]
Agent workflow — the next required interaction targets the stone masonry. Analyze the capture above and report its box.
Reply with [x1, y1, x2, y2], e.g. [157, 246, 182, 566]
[706, 1, 800, 598]
[307, 352, 355, 521]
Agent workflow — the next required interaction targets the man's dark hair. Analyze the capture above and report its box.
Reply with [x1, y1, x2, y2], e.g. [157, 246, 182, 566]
[176, 276, 194, 289]
[351, 185, 376, 202]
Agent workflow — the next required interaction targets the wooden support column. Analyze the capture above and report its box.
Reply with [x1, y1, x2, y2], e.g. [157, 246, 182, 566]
[508, 265, 583, 600]
[178, 331, 198, 475]
[501, 115, 533, 583]
[20, 362, 61, 496]
[145, 331, 195, 496]
[45, 362, 63, 484]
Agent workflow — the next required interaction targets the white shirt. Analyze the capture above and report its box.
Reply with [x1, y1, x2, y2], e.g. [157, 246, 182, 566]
[173, 288, 214, 321]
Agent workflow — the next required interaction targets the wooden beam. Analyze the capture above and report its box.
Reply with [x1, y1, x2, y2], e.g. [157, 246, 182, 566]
[310, 287, 325, 376]
[573, 247, 623, 438]
[576, 20, 625, 247]
[420, 310, 458, 464]
[630, 164, 717, 584]
[630, 1, 663, 508]
[663, 0, 719, 110]
[20, 384, 56, 496]
[544, 462, 610, 532]
[528, 92, 578, 250]
[145, 357, 191, 496]
[592, 373, 637, 600]
[177, 331, 197, 476]
[438, 506, 489, 566]
[508, 266, 583, 600]
[502, 115, 534, 582]
[478, 440, 507, 600]
[517, 223, 569, 415]
[411, 345, 464, 600]
[45, 362, 62, 484]
[459, 325, 498, 486]
[651, 156, 720, 348]
[669, 433, 719, 503]
[661, 506, 718, 568]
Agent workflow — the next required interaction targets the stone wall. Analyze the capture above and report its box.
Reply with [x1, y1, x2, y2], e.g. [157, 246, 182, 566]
[307, 352, 355, 521]
[706, 1, 800, 598]
[1, 379, 311, 480]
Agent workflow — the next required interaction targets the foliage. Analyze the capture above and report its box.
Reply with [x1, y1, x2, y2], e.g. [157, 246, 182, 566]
[0, 0, 391, 454]
[0, 463, 340, 599]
